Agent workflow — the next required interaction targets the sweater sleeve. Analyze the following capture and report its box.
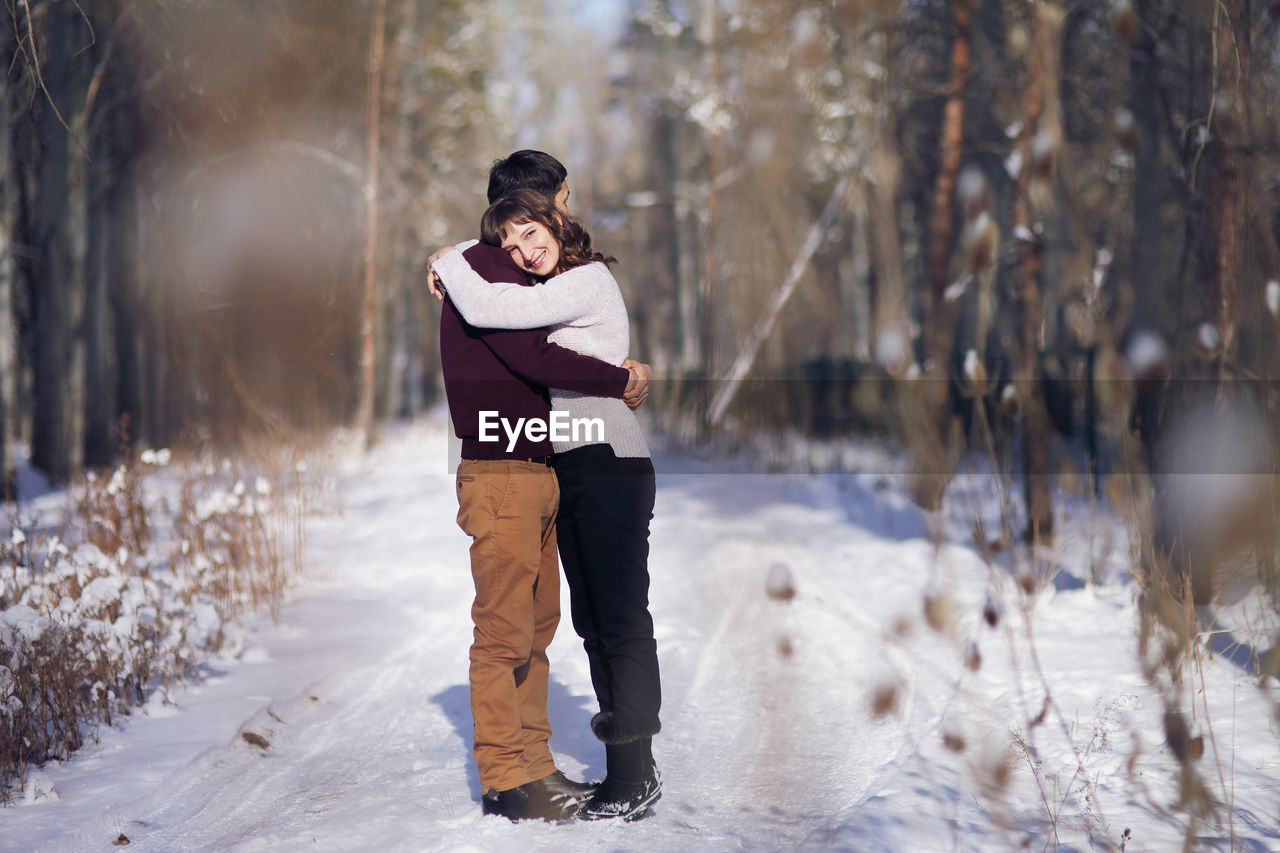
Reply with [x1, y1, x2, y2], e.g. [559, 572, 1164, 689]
[474, 323, 629, 398]
[431, 251, 600, 329]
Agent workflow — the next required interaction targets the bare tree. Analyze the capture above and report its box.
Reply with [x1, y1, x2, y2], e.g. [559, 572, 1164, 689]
[1010, 1, 1066, 544]
[357, 0, 387, 442]
[1209, 0, 1251, 382]
[24, 1, 90, 483]
[0, 23, 14, 491]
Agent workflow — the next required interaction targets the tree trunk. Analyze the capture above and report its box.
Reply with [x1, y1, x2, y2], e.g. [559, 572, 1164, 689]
[1129, 0, 1164, 335]
[31, 2, 88, 483]
[925, 0, 972, 368]
[83, 95, 114, 468]
[1211, 0, 1250, 382]
[1012, 1, 1064, 545]
[652, 106, 682, 373]
[357, 0, 387, 441]
[698, 0, 720, 429]
[109, 172, 140, 445]
[0, 30, 14, 493]
[386, 0, 420, 417]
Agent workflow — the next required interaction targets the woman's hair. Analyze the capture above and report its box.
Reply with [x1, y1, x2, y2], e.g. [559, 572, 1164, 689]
[480, 189, 615, 277]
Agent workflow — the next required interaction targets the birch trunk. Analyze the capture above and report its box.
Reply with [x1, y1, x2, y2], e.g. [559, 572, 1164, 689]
[357, 0, 387, 440]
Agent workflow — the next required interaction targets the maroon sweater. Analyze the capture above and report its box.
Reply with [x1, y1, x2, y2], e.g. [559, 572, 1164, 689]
[440, 243, 629, 460]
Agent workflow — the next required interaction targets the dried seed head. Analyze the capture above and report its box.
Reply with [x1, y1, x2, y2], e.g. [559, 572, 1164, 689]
[1164, 709, 1191, 762]
[1215, 94, 1241, 136]
[990, 754, 1012, 791]
[871, 681, 899, 717]
[1111, 0, 1138, 41]
[1031, 129, 1056, 179]
[1114, 106, 1138, 150]
[1007, 23, 1029, 55]
[965, 641, 983, 672]
[923, 589, 956, 633]
[957, 165, 989, 218]
[982, 595, 1001, 628]
[1000, 383, 1019, 415]
[962, 211, 999, 272]
[891, 614, 914, 639]
[972, 520, 1003, 562]
[765, 562, 797, 602]
[943, 727, 967, 753]
[962, 349, 988, 396]
[875, 326, 911, 376]
[1197, 322, 1221, 355]
[1017, 571, 1038, 596]
[777, 635, 795, 658]
[1124, 330, 1170, 383]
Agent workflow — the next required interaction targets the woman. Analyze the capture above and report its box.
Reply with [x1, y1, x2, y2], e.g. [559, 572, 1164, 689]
[430, 189, 662, 822]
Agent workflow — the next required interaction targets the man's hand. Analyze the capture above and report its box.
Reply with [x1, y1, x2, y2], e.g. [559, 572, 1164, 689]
[622, 359, 652, 410]
[426, 245, 458, 301]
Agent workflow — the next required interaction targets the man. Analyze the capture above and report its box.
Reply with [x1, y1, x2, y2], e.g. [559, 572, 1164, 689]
[438, 152, 651, 822]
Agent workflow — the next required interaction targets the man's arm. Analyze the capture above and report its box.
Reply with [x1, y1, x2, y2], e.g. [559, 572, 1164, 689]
[470, 319, 630, 398]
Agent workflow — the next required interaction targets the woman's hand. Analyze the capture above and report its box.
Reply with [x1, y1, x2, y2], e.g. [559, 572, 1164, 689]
[426, 246, 458, 301]
[622, 359, 652, 410]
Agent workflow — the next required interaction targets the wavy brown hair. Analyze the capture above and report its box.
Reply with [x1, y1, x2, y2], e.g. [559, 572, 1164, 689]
[480, 188, 615, 278]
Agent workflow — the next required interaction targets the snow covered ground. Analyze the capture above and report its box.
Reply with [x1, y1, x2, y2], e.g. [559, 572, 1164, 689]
[3, 417, 1277, 852]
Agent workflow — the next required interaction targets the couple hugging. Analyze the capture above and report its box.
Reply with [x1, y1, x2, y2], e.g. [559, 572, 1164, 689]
[430, 151, 662, 823]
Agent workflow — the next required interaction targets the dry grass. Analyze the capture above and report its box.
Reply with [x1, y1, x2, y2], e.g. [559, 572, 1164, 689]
[0, 445, 313, 801]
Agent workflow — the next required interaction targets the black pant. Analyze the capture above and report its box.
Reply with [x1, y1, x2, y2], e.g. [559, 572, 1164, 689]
[554, 444, 661, 738]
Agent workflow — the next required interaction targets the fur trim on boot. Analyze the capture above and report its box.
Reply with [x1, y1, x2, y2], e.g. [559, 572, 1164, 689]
[590, 711, 661, 745]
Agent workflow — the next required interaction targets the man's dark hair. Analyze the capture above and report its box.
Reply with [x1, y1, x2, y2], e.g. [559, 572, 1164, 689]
[486, 150, 567, 204]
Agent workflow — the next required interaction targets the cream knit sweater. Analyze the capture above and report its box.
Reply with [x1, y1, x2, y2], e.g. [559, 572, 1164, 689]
[432, 251, 650, 458]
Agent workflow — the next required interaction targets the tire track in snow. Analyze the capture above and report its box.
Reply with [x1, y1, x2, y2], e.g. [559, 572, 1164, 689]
[650, 505, 911, 847]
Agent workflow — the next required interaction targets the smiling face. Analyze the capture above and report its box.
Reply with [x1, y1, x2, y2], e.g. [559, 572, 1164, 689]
[501, 219, 560, 277]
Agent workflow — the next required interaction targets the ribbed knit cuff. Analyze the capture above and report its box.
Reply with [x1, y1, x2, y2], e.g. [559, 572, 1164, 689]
[431, 248, 472, 287]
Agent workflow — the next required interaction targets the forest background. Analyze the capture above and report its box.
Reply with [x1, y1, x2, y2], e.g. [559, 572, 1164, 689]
[2, 0, 1280, 586]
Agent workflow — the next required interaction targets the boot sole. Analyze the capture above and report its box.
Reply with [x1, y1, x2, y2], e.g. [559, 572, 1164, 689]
[581, 785, 662, 822]
[623, 787, 661, 822]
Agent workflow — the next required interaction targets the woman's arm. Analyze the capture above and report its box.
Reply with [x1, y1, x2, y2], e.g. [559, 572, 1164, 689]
[426, 240, 479, 300]
[431, 250, 601, 329]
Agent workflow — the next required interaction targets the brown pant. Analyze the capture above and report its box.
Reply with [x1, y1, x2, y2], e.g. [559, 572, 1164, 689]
[455, 459, 560, 793]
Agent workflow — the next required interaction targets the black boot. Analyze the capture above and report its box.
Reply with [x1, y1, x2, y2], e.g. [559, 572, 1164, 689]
[578, 738, 662, 822]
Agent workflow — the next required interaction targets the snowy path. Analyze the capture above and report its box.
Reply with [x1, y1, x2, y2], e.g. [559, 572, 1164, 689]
[4, 420, 1278, 852]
